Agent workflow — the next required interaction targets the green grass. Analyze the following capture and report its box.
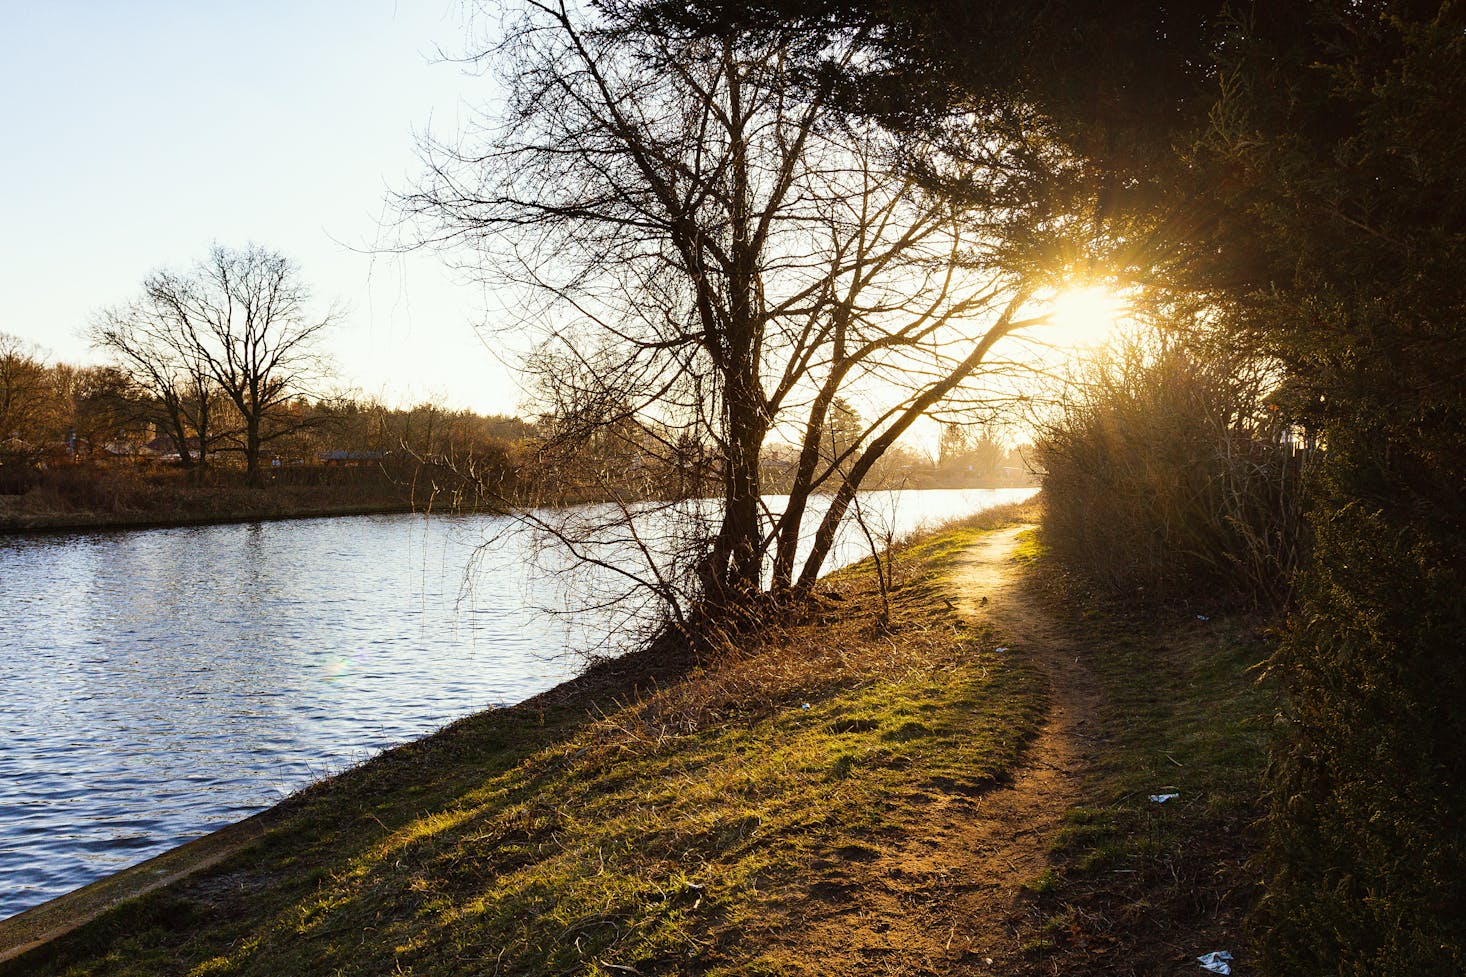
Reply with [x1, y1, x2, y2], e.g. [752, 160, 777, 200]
[1023, 867, 1059, 895]
[8, 511, 1046, 977]
[1020, 528, 1280, 972]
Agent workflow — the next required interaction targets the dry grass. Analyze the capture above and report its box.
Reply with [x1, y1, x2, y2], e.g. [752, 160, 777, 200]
[578, 498, 1044, 752]
[0, 464, 419, 531]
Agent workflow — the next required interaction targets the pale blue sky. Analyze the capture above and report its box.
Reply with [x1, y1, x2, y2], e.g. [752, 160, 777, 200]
[1, 0, 523, 415]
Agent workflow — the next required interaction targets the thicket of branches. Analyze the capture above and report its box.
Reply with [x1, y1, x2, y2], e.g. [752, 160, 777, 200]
[1036, 330, 1309, 608]
[405, 2, 1069, 638]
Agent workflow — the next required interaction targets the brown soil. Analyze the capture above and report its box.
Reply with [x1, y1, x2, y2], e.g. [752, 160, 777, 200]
[761, 524, 1105, 975]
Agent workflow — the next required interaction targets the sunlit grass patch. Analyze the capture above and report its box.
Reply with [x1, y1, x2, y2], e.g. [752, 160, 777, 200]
[11, 514, 1044, 977]
[1012, 527, 1045, 563]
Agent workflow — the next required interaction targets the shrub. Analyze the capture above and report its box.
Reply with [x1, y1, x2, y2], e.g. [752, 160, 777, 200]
[1035, 336, 1307, 607]
[1259, 486, 1466, 976]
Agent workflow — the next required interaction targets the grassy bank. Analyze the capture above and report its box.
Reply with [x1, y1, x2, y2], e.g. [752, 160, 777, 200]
[1015, 534, 1279, 974]
[2, 502, 1280, 975]
[3, 506, 1047, 977]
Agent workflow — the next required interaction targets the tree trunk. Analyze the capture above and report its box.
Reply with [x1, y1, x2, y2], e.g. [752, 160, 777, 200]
[193, 399, 210, 482]
[796, 296, 1033, 591]
[696, 55, 768, 617]
[164, 401, 195, 473]
[770, 386, 838, 594]
[245, 415, 262, 485]
[699, 356, 765, 611]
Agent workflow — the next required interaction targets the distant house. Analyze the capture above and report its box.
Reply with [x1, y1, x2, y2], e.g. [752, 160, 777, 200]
[145, 435, 203, 459]
[319, 450, 387, 467]
[38, 439, 87, 465]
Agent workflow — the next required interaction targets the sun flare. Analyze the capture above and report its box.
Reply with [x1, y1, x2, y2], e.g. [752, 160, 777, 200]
[1048, 285, 1129, 348]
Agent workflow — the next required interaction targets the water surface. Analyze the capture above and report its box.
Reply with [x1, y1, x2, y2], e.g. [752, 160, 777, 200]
[0, 487, 1034, 918]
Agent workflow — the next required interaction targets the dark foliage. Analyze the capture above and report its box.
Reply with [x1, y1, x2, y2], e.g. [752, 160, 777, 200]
[1193, 8, 1466, 973]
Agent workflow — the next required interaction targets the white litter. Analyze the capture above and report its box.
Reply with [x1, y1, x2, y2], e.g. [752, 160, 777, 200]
[1149, 792, 1180, 803]
[800, 703, 811, 710]
[1196, 614, 1210, 621]
[994, 646, 1009, 654]
[1197, 950, 1233, 974]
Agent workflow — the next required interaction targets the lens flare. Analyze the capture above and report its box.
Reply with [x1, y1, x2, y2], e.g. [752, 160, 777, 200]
[1048, 286, 1128, 347]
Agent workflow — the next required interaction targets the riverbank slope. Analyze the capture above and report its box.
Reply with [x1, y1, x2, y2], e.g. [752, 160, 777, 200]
[1, 502, 1276, 975]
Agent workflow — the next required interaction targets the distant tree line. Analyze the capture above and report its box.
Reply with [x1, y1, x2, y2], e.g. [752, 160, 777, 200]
[6, 324, 1021, 512]
[0, 331, 540, 502]
[0, 334, 141, 473]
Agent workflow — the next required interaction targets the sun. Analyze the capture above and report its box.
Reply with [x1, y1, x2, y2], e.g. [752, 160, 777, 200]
[1047, 285, 1128, 348]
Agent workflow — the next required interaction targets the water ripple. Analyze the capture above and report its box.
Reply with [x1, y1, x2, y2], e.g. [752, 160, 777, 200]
[0, 489, 1033, 919]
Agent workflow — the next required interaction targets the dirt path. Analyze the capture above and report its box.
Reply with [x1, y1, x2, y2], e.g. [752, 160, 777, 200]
[775, 524, 1103, 975]
[942, 524, 1104, 969]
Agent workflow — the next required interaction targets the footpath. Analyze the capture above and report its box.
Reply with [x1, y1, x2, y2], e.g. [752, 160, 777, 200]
[3, 511, 1268, 975]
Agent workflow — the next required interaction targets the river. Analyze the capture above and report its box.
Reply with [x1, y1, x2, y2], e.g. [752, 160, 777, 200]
[0, 487, 1034, 919]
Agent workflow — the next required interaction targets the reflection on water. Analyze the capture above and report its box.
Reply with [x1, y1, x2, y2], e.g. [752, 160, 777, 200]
[0, 513, 568, 921]
[0, 487, 1034, 918]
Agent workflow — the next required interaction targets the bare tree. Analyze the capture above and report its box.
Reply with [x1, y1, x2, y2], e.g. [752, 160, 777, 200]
[125, 245, 335, 482]
[406, 5, 1056, 632]
[91, 295, 224, 474]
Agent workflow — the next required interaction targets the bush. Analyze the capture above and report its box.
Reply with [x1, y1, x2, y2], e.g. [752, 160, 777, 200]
[1035, 337, 1308, 607]
[1259, 488, 1466, 976]
[0, 455, 39, 495]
